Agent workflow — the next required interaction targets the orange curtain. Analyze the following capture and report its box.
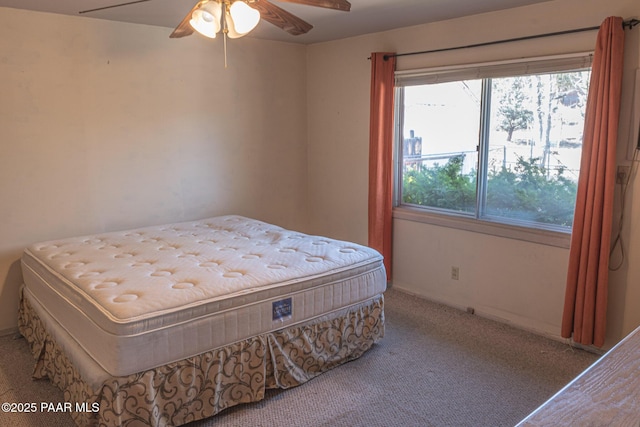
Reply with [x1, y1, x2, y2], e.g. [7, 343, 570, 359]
[368, 52, 396, 280]
[561, 17, 625, 347]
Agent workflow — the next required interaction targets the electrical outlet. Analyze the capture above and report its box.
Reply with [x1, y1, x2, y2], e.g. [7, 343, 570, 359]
[617, 165, 630, 184]
[451, 266, 460, 280]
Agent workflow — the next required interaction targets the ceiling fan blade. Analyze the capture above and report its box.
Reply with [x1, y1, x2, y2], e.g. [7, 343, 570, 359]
[169, 0, 208, 38]
[275, 0, 351, 12]
[251, 0, 313, 36]
[79, 0, 152, 14]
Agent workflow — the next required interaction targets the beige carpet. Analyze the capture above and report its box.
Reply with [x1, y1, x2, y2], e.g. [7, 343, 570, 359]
[0, 287, 599, 427]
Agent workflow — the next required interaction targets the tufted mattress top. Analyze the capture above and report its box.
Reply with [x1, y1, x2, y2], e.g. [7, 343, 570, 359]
[21, 215, 386, 376]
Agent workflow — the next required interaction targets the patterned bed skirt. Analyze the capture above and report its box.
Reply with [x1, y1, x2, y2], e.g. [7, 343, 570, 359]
[18, 289, 385, 427]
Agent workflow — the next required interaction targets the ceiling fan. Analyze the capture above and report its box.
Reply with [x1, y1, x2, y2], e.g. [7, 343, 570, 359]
[79, 0, 351, 39]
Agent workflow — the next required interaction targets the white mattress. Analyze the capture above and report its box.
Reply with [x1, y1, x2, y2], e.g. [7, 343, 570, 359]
[21, 215, 386, 377]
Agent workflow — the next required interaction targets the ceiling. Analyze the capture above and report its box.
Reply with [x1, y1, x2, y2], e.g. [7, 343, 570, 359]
[0, 0, 554, 44]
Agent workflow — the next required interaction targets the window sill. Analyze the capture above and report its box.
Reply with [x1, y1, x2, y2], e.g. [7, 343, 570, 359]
[393, 206, 571, 249]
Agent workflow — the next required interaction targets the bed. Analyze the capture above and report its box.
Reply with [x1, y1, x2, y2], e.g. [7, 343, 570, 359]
[18, 215, 386, 426]
[516, 325, 640, 426]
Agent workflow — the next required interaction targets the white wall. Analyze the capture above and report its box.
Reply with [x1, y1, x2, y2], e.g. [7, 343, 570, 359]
[307, 0, 640, 349]
[0, 8, 309, 332]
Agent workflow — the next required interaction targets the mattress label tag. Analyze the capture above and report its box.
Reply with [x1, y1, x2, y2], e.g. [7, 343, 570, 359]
[272, 297, 292, 322]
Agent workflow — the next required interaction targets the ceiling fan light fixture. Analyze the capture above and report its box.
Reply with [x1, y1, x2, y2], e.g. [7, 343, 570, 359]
[227, 1, 261, 38]
[190, 1, 222, 38]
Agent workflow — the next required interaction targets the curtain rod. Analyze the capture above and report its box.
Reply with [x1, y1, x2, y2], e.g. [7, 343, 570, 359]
[383, 18, 639, 60]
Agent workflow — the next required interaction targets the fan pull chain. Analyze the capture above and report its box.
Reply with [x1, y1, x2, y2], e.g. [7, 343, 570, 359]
[224, 31, 228, 68]
[223, 1, 228, 68]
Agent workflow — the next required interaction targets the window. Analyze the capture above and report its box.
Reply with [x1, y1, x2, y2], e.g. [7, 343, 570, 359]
[395, 54, 592, 235]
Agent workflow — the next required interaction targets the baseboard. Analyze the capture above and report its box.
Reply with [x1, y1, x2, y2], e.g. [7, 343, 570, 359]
[387, 284, 604, 356]
[0, 327, 19, 337]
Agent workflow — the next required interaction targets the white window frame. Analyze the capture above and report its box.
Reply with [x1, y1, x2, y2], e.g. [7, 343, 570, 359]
[393, 52, 593, 248]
